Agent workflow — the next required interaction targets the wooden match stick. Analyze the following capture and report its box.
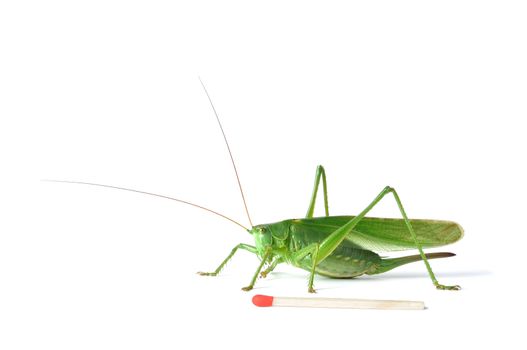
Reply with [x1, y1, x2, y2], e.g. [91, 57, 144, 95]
[252, 294, 425, 310]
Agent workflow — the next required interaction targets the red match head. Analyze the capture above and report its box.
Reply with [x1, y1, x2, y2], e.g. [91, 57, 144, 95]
[252, 294, 274, 307]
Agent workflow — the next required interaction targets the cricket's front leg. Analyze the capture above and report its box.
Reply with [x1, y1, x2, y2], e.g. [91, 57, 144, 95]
[260, 257, 282, 278]
[198, 243, 257, 276]
[241, 248, 272, 291]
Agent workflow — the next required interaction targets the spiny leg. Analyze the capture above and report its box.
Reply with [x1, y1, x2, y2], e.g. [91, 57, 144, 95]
[390, 189, 460, 290]
[307, 244, 320, 293]
[314, 186, 460, 290]
[198, 243, 257, 276]
[241, 248, 272, 291]
[260, 257, 282, 278]
[306, 165, 330, 218]
[290, 243, 321, 293]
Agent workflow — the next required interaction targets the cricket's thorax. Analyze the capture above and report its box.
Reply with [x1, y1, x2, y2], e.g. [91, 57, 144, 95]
[250, 221, 291, 257]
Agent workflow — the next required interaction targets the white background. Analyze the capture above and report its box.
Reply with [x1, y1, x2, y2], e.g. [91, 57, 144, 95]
[1, 1, 526, 349]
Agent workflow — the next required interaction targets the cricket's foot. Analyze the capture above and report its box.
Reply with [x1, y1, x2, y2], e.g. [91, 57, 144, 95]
[241, 286, 253, 292]
[260, 271, 269, 278]
[435, 283, 461, 291]
[197, 271, 218, 276]
[308, 286, 316, 294]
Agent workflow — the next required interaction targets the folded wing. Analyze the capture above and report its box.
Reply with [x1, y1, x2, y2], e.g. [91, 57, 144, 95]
[290, 216, 463, 252]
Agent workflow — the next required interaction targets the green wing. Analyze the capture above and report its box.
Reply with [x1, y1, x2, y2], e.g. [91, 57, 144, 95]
[288, 216, 463, 252]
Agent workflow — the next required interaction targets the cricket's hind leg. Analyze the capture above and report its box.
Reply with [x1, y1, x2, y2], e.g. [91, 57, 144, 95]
[381, 187, 460, 290]
[313, 186, 460, 291]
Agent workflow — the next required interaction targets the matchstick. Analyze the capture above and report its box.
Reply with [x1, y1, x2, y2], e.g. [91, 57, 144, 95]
[252, 294, 425, 310]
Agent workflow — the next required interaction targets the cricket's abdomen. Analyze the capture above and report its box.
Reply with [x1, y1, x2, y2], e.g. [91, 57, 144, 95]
[307, 246, 382, 278]
[287, 221, 382, 278]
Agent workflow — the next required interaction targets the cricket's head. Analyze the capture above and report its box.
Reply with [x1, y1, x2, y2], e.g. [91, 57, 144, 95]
[249, 221, 290, 256]
[249, 225, 273, 249]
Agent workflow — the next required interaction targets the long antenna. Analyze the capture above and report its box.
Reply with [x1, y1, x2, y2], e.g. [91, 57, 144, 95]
[199, 78, 254, 228]
[43, 180, 249, 231]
